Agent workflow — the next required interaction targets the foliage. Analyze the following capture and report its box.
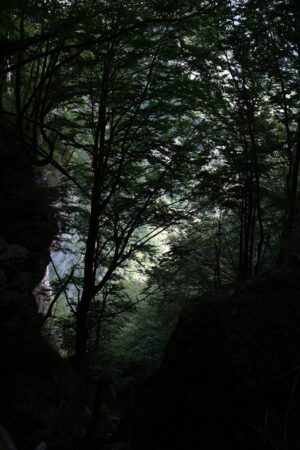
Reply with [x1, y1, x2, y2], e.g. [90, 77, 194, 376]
[1, 0, 299, 374]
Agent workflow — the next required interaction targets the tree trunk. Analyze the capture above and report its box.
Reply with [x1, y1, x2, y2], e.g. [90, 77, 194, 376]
[277, 123, 300, 267]
[74, 193, 99, 365]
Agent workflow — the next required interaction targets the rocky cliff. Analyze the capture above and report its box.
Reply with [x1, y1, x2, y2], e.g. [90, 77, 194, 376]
[126, 264, 300, 450]
[0, 145, 89, 450]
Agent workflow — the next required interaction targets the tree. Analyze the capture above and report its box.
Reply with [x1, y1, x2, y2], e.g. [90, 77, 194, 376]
[0, 0, 214, 365]
[60, 8, 200, 364]
[175, 0, 299, 281]
[1, 0, 298, 366]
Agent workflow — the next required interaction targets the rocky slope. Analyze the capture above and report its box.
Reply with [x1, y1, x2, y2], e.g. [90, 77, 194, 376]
[125, 264, 300, 450]
[0, 145, 90, 450]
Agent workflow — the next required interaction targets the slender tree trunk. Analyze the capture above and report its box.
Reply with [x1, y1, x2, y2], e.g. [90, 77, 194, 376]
[74, 192, 99, 364]
[214, 217, 222, 288]
[94, 289, 108, 350]
[238, 201, 245, 281]
[243, 185, 253, 280]
[74, 51, 111, 365]
[84, 377, 106, 445]
[15, 14, 24, 153]
[249, 205, 256, 278]
[278, 122, 300, 266]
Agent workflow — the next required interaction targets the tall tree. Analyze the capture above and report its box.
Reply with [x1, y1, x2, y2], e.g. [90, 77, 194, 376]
[177, 0, 299, 280]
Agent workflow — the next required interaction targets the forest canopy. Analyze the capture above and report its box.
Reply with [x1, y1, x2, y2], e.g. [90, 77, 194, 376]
[0, 0, 299, 370]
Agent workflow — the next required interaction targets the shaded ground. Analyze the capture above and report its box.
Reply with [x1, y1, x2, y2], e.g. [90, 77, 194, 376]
[122, 264, 300, 450]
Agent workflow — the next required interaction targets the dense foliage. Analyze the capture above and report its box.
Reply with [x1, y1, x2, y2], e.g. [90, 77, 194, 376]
[1, 0, 299, 378]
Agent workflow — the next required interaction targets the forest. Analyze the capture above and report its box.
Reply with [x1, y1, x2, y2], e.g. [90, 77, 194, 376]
[0, 0, 299, 449]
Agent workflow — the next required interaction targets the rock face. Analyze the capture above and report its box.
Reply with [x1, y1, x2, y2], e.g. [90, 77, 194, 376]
[0, 236, 31, 306]
[0, 425, 18, 450]
[127, 266, 300, 450]
[0, 145, 89, 449]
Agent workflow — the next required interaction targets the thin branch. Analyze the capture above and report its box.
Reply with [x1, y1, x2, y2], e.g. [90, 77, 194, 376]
[50, 256, 77, 314]
[39, 267, 75, 329]
[1, 6, 214, 76]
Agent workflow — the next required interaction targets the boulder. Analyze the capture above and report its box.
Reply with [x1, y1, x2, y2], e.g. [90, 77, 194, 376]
[0, 425, 17, 450]
[127, 266, 300, 450]
[0, 240, 29, 269]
